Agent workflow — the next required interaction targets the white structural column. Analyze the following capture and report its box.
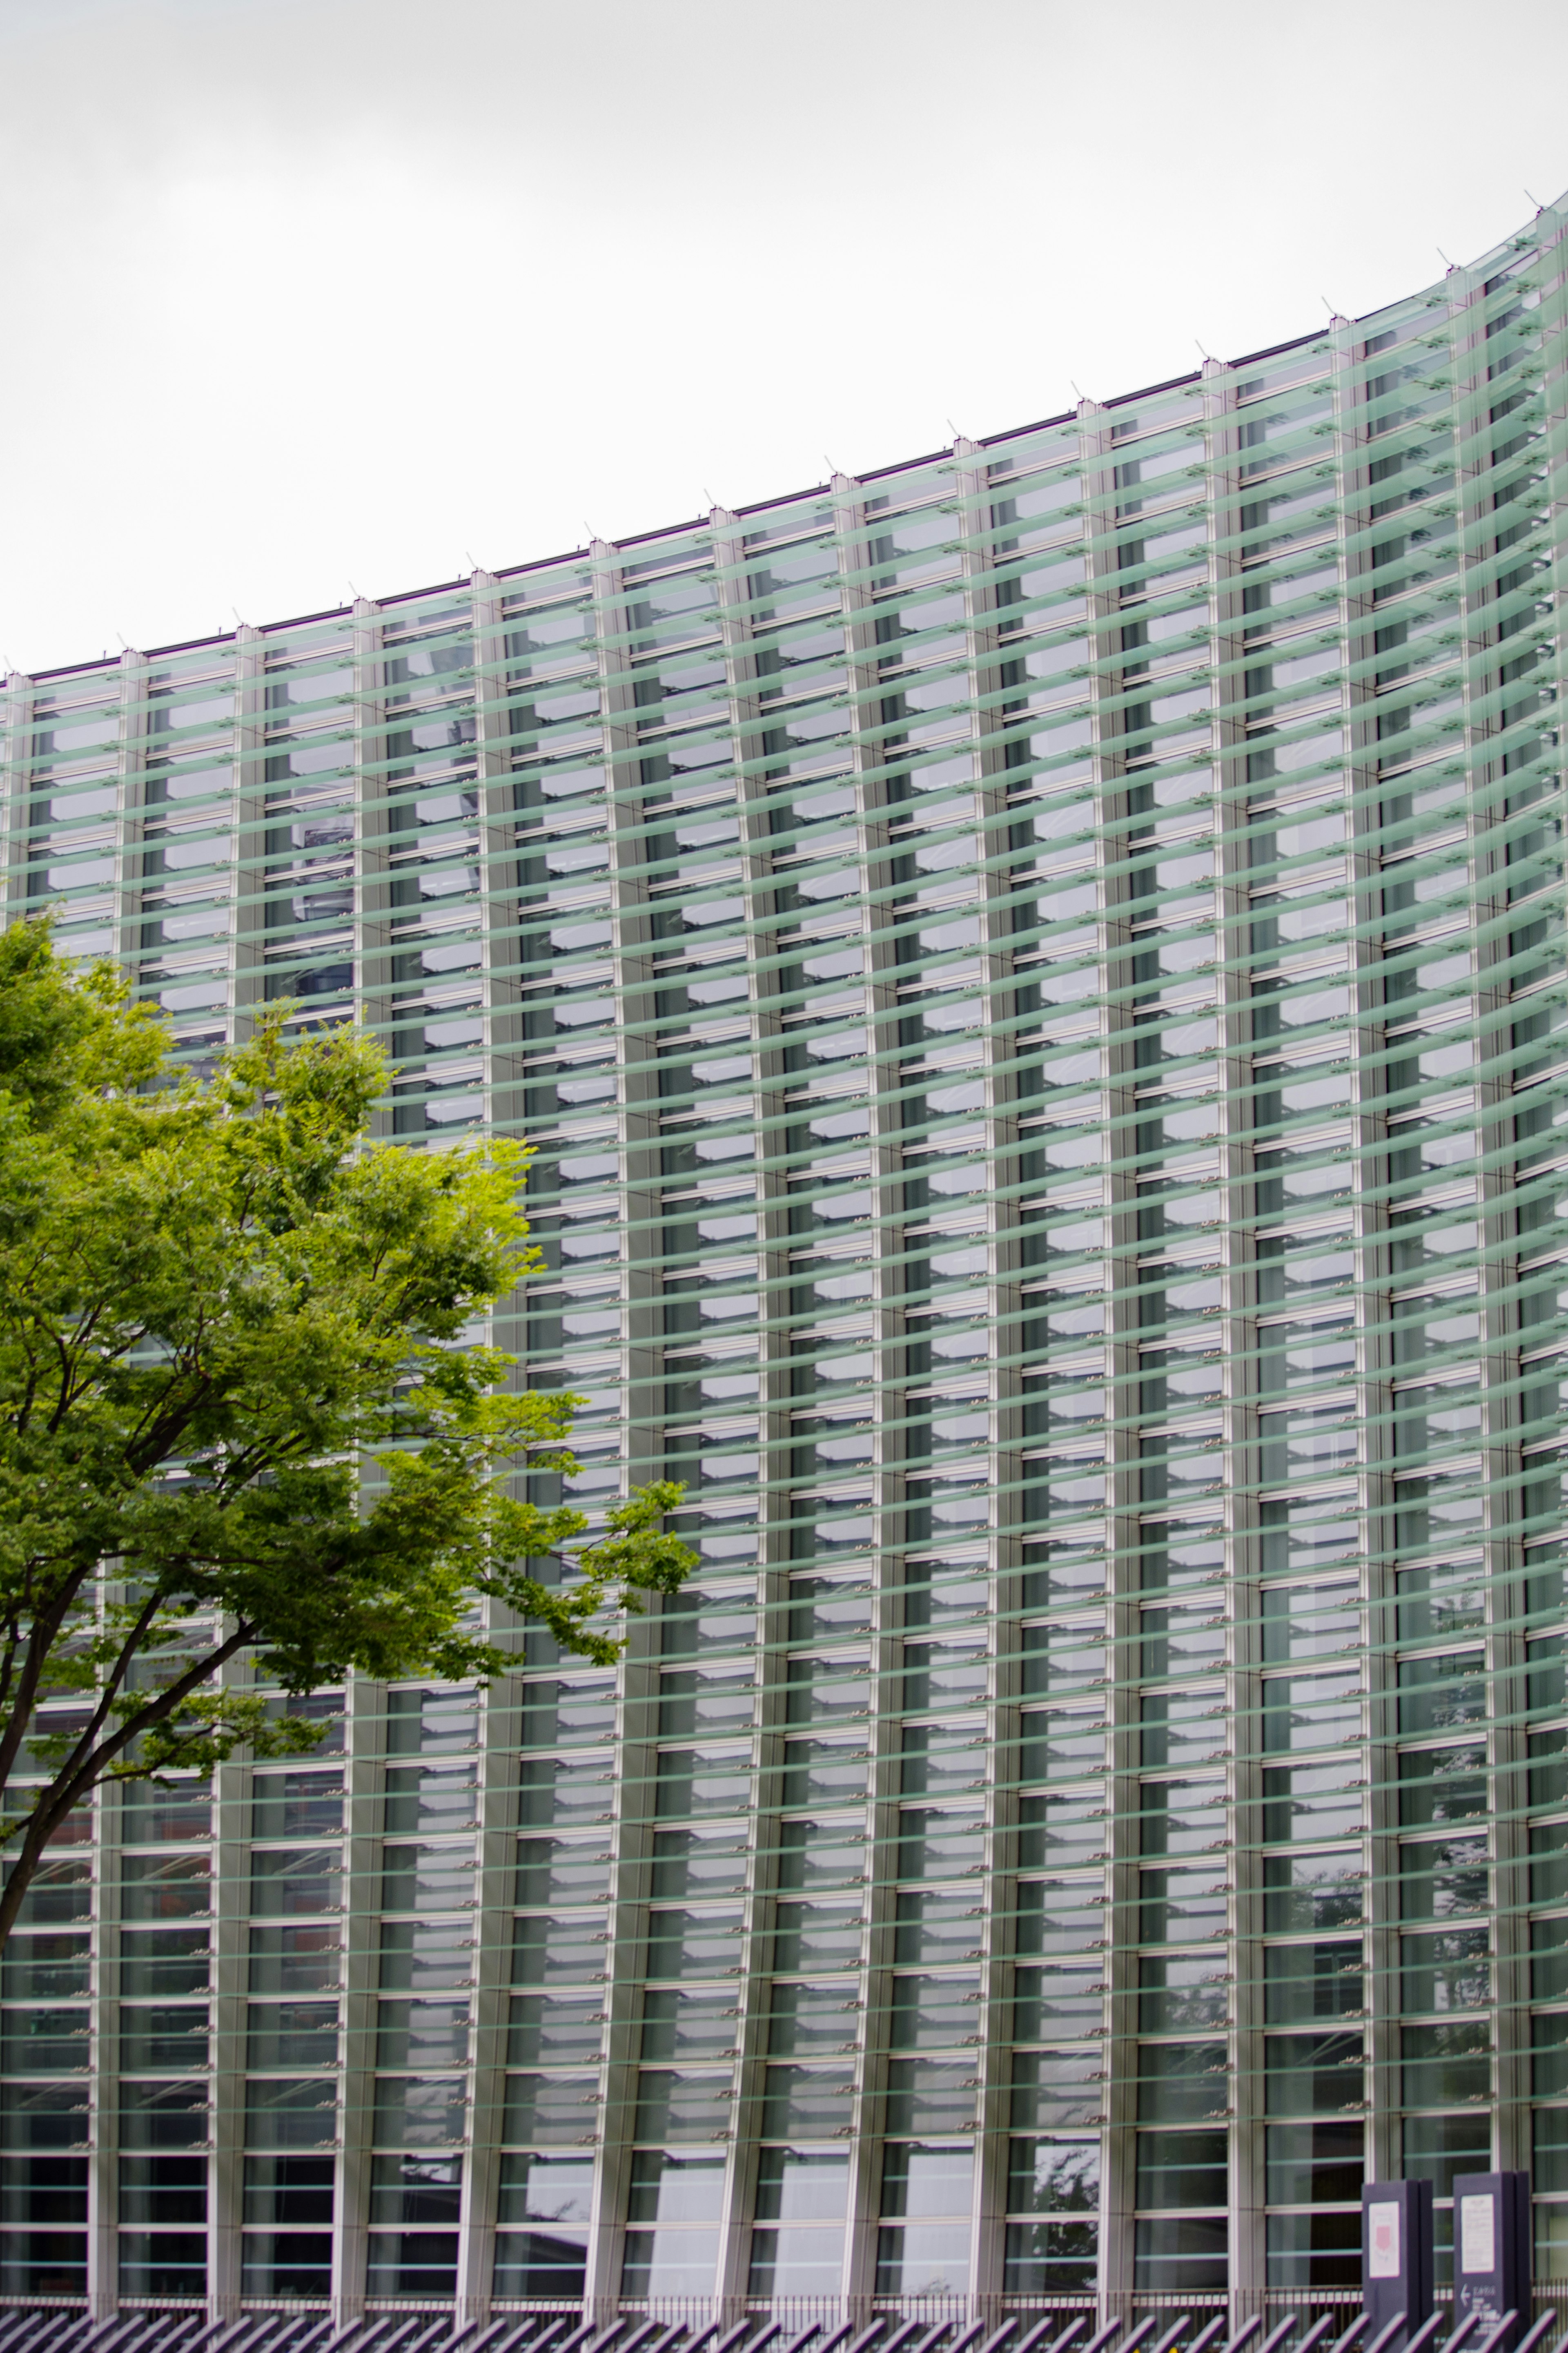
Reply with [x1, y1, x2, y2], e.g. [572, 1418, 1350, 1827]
[94, 663, 147, 2322]
[207, 1744, 247, 2318]
[0, 674, 31, 926]
[839, 464, 906, 2314]
[334, 1664, 382, 2320]
[461, 565, 517, 2325]
[709, 499, 777, 2319]
[229, 624, 267, 1038]
[87, 1780, 119, 2320]
[461, 1679, 513, 2325]
[111, 648, 145, 998]
[951, 427, 1017, 2311]
[352, 595, 391, 1141]
[586, 533, 655, 2316]
[1205, 346, 1269, 2311]
[1453, 256, 1536, 2175]
[1079, 387, 1140, 2309]
[1336, 294, 1403, 2194]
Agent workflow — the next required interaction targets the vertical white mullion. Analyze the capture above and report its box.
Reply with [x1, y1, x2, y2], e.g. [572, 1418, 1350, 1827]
[461, 1680, 513, 2324]
[0, 673, 32, 927]
[229, 626, 267, 1042]
[1504, 212, 1568, 2174]
[84, 658, 145, 2323]
[333, 1673, 380, 2325]
[837, 469, 898, 2313]
[80, 668, 144, 2325]
[1333, 299, 1406, 2195]
[586, 538, 646, 2315]
[1202, 348, 1266, 2314]
[708, 502, 778, 2316]
[208, 1741, 247, 2322]
[952, 430, 1013, 2315]
[977, 447, 1035, 2324]
[114, 649, 146, 1002]
[1451, 257, 1536, 2174]
[327, 600, 386, 2322]
[470, 566, 508, 1155]
[1332, 314, 1387, 2238]
[1078, 391, 1140, 2312]
[460, 569, 514, 2325]
[472, 568, 519, 1181]
[350, 596, 388, 1130]
[88, 1781, 120, 2320]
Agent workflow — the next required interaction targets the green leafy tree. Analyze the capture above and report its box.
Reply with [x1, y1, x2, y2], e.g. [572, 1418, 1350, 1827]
[0, 920, 694, 1949]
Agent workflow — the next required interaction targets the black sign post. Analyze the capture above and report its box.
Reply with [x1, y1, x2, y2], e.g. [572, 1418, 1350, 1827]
[1363, 2178, 1435, 2352]
[1452, 2171, 1531, 2353]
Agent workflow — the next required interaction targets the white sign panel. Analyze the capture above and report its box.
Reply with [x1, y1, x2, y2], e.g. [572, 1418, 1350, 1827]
[1368, 2201, 1401, 2279]
[1461, 2193, 1496, 2275]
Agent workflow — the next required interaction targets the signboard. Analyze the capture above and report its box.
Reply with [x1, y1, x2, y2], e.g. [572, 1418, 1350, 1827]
[1368, 2200, 1402, 2279]
[1363, 2179, 1434, 2351]
[1453, 2171, 1530, 2353]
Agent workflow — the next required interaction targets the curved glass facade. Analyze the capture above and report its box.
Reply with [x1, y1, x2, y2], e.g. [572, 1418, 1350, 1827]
[1, 199, 1567, 2324]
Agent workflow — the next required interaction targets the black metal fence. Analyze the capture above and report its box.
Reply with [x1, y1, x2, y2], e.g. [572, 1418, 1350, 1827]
[2, 2291, 1568, 2353]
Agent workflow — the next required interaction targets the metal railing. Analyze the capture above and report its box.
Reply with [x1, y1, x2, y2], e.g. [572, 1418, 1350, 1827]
[1, 2295, 1565, 2353]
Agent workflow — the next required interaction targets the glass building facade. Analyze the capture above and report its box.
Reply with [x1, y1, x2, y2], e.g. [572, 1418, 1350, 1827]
[1, 201, 1566, 2326]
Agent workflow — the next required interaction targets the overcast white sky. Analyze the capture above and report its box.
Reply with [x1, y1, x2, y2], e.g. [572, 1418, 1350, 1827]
[1, 0, 1564, 675]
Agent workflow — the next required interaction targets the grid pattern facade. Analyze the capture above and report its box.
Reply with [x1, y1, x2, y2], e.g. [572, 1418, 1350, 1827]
[1, 203, 1567, 2326]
